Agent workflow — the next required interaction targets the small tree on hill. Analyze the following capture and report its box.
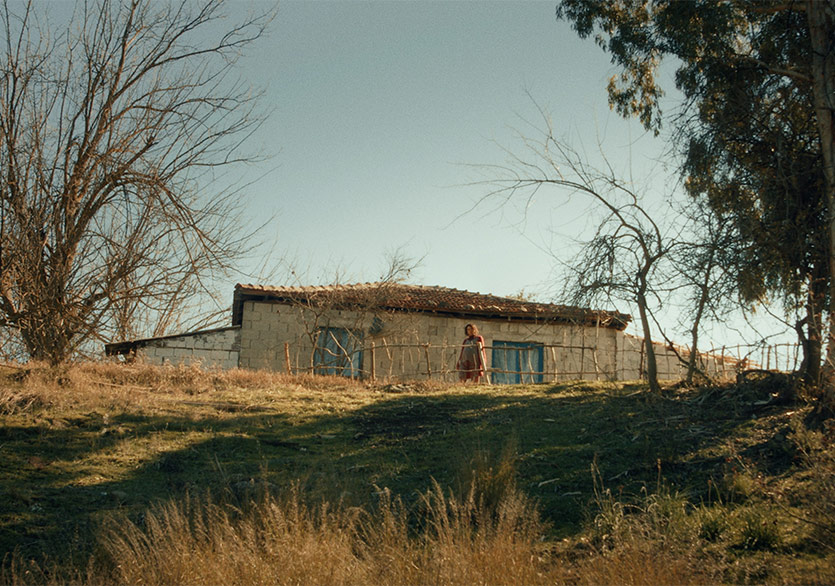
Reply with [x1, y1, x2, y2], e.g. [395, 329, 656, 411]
[483, 111, 673, 393]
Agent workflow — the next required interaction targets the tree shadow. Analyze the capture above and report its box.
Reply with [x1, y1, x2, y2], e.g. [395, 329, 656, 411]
[1, 383, 800, 562]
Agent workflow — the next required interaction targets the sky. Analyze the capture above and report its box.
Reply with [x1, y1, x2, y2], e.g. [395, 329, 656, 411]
[36, 0, 791, 349]
[241, 1, 673, 302]
[234, 0, 772, 346]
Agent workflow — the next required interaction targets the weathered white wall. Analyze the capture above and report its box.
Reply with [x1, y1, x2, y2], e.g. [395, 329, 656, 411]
[617, 334, 738, 381]
[115, 302, 742, 382]
[136, 326, 241, 369]
[237, 300, 621, 382]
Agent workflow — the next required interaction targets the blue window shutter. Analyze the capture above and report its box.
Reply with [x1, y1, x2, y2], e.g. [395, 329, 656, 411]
[314, 327, 363, 378]
[491, 341, 543, 384]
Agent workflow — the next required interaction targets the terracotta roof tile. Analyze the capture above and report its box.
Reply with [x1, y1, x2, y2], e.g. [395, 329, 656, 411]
[233, 282, 630, 330]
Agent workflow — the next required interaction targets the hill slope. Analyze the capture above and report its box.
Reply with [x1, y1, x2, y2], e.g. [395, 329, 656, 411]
[1, 363, 833, 584]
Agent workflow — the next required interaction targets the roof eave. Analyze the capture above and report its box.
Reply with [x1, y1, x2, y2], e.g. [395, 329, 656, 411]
[232, 288, 630, 331]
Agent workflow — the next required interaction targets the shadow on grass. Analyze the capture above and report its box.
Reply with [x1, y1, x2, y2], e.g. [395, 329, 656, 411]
[1, 382, 799, 562]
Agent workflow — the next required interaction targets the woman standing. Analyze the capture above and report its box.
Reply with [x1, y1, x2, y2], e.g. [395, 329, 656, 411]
[456, 323, 488, 383]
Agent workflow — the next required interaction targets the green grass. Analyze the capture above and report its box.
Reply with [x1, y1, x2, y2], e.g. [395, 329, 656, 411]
[1, 363, 833, 584]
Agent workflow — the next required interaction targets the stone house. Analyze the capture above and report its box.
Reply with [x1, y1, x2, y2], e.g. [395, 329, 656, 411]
[105, 282, 737, 382]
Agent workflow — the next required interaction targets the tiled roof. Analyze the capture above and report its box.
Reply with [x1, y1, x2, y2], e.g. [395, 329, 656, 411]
[233, 282, 630, 330]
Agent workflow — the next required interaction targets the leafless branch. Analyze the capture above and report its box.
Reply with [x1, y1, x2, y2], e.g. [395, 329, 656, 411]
[0, 0, 277, 362]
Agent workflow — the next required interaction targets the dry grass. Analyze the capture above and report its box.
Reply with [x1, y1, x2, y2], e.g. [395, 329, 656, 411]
[0, 361, 454, 416]
[566, 543, 716, 585]
[5, 465, 560, 585]
[92, 480, 556, 586]
[4, 362, 835, 584]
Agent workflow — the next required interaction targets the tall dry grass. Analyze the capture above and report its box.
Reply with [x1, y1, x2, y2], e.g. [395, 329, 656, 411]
[0, 360, 371, 416]
[565, 543, 716, 586]
[94, 479, 557, 586]
[89, 469, 736, 585]
[0, 360, 452, 417]
[91, 459, 731, 585]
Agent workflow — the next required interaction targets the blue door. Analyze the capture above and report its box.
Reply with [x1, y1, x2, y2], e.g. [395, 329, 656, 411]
[491, 341, 544, 384]
[314, 327, 363, 378]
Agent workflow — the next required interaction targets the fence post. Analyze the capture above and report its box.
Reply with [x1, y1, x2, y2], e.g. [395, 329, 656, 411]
[550, 346, 558, 383]
[370, 342, 376, 381]
[708, 345, 714, 377]
[284, 342, 292, 375]
[424, 343, 431, 379]
[443, 341, 448, 381]
[580, 325, 586, 380]
[594, 317, 600, 380]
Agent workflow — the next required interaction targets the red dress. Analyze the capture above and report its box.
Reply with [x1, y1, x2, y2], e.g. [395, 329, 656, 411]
[457, 335, 485, 381]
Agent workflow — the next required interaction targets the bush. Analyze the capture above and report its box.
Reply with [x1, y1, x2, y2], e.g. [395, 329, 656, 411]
[738, 509, 782, 551]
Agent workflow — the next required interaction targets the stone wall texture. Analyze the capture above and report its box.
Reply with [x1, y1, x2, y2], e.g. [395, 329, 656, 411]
[237, 300, 629, 382]
[129, 302, 740, 383]
[136, 326, 241, 369]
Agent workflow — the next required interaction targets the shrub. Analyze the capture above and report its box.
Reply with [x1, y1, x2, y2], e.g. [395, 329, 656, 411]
[697, 505, 730, 543]
[738, 509, 782, 551]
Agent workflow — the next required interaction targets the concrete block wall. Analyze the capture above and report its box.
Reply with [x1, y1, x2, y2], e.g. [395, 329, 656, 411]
[616, 334, 740, 381]
[136, 326, 241, 369]
[239, 301, 338, 371]
[365, 312, 470, 380]
[237, 300, 620, 381]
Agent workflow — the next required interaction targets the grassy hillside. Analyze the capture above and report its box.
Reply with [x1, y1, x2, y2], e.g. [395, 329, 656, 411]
[1, 363, 834, 584]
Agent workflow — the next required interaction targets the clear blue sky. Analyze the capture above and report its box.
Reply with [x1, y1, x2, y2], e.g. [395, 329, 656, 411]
[242, 1, 671, 301]
[40, 0, 790, 348]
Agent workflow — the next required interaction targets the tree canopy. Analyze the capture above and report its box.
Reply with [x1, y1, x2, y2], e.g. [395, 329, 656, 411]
[557, 0, 835, 387]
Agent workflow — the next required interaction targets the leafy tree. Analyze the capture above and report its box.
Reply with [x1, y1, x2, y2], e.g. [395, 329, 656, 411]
[0, 0, 274, 363]
[556, 0, 835, 388]
[682, 57, 827, 384]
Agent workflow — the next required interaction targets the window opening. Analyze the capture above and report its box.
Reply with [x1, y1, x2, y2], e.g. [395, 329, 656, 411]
[491, 340, 544, 384]
[314, 327, 363, 378]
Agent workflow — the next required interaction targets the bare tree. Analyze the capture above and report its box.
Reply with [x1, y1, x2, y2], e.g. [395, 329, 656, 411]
[286, 249, 423, 378]
[482, 113, 673, 393]
[0, 0, 274, 363]
[671, 196, 739, 384]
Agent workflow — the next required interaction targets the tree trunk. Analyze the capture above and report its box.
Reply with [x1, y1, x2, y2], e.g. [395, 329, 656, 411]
[20, 318, 73, 366]
[807, 0, 835, 403]
[799, 266, 826, 387]
[687, 327, 700, 385]
[686, 281, 711, 385]
[636, 289, 660, 393]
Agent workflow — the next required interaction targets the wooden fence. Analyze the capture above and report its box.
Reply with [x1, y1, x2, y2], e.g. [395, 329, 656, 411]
[629, 341, 801, 382]
[283, 340, 599, 382]
[280, 338, 803, 384]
